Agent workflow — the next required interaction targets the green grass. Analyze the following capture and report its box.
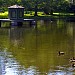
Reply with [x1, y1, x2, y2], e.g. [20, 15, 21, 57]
[53, 13, 74, 16]
[0, 11, 75, 19]
[0, 11, 8, 18]
[24, 11, 75, 16]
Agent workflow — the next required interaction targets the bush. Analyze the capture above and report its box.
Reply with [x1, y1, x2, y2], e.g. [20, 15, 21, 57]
[0, 11, 8, 18]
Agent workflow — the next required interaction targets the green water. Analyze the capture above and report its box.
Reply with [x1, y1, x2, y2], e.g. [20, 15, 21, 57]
[0, 20, 75, 75]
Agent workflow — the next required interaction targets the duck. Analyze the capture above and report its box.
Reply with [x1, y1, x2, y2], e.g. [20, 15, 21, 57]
[58, 51, 65, 56]
[70, 57, 75, 62]
[72, 63, 75, 67]
[70, 57, 75, 67]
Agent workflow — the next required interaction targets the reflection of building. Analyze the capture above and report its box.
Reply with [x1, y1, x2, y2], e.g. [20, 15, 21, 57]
[9, 28, 23, 47]
[9, 28, 23, 40]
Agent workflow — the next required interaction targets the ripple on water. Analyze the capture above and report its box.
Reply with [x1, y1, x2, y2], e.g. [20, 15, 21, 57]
[0, 50, 75, 75]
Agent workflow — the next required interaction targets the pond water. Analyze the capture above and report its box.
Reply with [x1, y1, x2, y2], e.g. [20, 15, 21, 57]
[0, 19, 75, 75]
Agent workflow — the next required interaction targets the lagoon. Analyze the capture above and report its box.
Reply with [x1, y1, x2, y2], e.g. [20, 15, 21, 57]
[0, 19, 75, 75]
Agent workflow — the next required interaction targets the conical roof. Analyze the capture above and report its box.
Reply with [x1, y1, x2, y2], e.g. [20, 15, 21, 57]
[8, 5, 24, 8]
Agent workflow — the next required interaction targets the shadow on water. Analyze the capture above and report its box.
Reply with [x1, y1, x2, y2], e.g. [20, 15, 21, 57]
[0, 20, 75, 74]
[66, 17, 75, 22]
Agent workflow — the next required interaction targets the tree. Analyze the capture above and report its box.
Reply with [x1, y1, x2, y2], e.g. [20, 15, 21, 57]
[22, 0, 45, 16]
[0, 0, 71, 15]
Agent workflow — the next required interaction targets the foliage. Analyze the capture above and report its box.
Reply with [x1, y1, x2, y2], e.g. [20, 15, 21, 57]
[0, 0, 74, 16]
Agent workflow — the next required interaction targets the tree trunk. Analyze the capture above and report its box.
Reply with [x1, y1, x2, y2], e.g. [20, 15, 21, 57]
[34, 2, 38, 16]
[50, 9, 53, 15]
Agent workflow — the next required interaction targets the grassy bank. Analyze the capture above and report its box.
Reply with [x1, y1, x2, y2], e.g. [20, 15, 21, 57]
[0, 11, 8, 18]
[0, 11, 75, 20]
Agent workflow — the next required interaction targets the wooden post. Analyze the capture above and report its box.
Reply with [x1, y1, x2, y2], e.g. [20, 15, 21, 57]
[30, 21, 32, 27]
[10, 21, 23, 27]
[17, 22, 23, 27]
[30, 21, 36, 27]
[0, 21, 1, 27]
[10, 21, 18, 27]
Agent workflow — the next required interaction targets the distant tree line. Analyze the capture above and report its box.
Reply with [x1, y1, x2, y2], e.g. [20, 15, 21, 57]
[0, 0, 75, 16]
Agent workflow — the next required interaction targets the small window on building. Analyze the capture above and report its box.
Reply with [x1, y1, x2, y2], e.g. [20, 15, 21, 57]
[19, 11, 22, 18]
[11, 11, 16, 18]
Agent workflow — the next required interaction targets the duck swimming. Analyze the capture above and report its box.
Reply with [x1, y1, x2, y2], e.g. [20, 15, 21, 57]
[70, 57, 75, 62]
[58, 51, 65, 56]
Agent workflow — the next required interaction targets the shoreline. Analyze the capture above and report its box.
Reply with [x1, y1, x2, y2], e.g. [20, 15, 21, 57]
[0, 13, 75, 21]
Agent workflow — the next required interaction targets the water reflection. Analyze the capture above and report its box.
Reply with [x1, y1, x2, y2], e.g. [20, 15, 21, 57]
[0, 49, 75, 75]
[0, 50, 38, 75]
[0, 20, 75, 74]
